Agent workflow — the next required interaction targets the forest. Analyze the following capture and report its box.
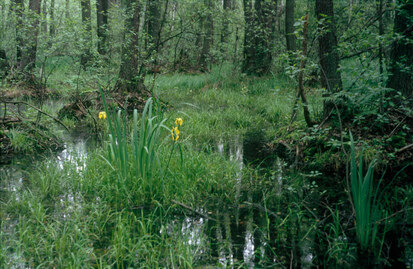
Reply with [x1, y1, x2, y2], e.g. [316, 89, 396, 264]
[0, 0, 412, 267]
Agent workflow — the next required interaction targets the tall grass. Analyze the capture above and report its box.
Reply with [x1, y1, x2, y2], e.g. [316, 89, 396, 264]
[103, 101, 129, 181]
[100, 89, 168, 200]
[349, 132, 382, 253]
[1, 68, 332, 268]
[132, 100, 168, 197]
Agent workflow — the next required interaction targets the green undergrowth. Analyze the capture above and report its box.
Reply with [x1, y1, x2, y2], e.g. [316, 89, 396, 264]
[4, 64, 409, 267]
[155, 65, 321, 143]
[1, 135, 240, 267]
[2, 65, 316, 267]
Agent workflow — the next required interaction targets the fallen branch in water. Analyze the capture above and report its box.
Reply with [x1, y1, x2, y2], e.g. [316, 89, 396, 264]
[171, 199, 217, 221]
[243, 201, 279, 218]
[0, 116, 21, 124]
[0, 99, 69, 131]
[396, 143, 413, 154]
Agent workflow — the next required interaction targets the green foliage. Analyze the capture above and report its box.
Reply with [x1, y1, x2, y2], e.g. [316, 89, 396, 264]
[1, 0, 411, 266]
[100, 89, 169, 201]
[8, 129, 32, 152]
[349, 132, 383, 253]
[325, 206, 356, 266]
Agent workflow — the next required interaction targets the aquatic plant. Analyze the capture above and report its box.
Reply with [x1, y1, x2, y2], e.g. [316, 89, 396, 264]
[171, 126, 180, 141]
[175, 117, 183, 126]
[98, 111, 107, 119]
[349, 132, 382, 253]
[100, 91, 129, 180]
[100, 88, 169, 200]
[131, 99, 168, 197]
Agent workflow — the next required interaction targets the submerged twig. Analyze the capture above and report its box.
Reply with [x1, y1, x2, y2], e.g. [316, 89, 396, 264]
[396, 143, 413, 153]
[171, 199, 217, 221]
[243, 201, 279, 218]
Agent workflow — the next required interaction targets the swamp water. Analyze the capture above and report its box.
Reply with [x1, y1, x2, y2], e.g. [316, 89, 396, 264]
[2, 128, 410, 268]
[0, 127, 94, 268]
[0, 128, 319, 268]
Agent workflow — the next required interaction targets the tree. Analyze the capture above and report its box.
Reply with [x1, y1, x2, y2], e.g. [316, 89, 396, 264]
[220, 0, 231, 55]
[285, 0, 296, 52]
[146, 0, 162, 50]
[115, 0, 147, 94]
[1, 0, 9, 76]
[97, 0, 109, 55]
[242, 0, 277, 75]
[65, 0, 70, 19]
[20, 0, 42, 76]
[315, 0, 343, 117]
[41, 0, 47, 34]
[80, 0, 92, 67]
[11, 0, 24, 63]
[49, 0, 55, 36]
[387, 0, 412, 98]
[199, 0, 214, 72]
[0, 49, 9, 78]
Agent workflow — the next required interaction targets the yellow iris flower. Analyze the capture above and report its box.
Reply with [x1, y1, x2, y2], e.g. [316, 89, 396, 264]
[99, 111, 107, 119]
[175, 118, 183, 126]
[171, 126, 180, 141]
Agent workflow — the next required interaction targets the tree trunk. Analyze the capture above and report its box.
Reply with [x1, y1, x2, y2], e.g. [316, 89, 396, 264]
[96, 0, 109, 55]
[0, 49, 9, 78]
[387, 0, 412, 98]
[285, 0, 296, 52]
[316, 0, 343, 117]
[220, 0, 231, 56]
[242, 0, 277, 75]
[65, 0, 69, 18]
[80, 0, 92, 67]
[41, 0, 47, 34]
[115, 0, 147, 94]
[290, 14, 312, 127]
[255, 0, 276, 72]
[298, 14, 312, 127]
[11, 0, 24, 63]
[146, 0, 162, 50]
[20, 0, 42, 75]
[242, 0, 255, 73]
[378, 0, 384, 78]
[0, 0, 5, 24]
[199, 0, 213, 72]
[49, 0, 55, 36]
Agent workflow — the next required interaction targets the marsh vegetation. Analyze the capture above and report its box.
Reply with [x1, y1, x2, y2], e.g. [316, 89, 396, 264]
[1, 0, 412, 268]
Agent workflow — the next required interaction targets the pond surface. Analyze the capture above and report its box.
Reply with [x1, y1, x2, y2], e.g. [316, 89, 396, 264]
[1, 128, 315, 268]
[162, 136, 317, 268]
[1, 128, 412, 268]
[0, 126, 96, 268]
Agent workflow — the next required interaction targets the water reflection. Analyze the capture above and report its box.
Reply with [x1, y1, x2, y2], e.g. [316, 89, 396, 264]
[172, 136, 267, 267]
[56, 138, 88, 173]
[0, 167, 24, 202]
[164, 215, 209, 263]
[0, 128, 94, 268]
[54, 191, 83, 220]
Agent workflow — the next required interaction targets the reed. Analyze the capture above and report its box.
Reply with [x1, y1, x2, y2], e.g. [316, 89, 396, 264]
[100, 89, 129, 180]
[100, 88, 168, 199]
[132, 99, 168, 197]
[349, 132, 382, 253]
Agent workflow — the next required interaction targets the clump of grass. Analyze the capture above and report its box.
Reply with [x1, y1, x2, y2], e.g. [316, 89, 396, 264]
[101, 89, 177, 202]
[349, 132, 382, 253]
[132, 100, 168, 197]
[8, 129, 33, 153]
